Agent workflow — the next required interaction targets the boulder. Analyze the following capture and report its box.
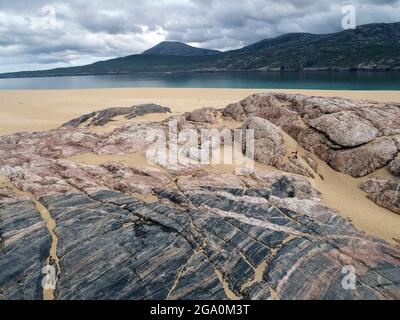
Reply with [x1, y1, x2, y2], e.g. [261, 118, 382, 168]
[359, 177, 400, 214]
[329, 138, 398, 177]
[308, 111, 379, 147]
[186, 107, 221, 124]
[388, 156, 400, 176]
[241, 117, 285, 166]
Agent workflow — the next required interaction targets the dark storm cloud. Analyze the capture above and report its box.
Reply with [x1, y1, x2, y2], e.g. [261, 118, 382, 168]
[0, 0, 399, 72]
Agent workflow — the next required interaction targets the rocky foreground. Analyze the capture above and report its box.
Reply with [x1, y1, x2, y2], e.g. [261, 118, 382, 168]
[1, 93, 400, 300]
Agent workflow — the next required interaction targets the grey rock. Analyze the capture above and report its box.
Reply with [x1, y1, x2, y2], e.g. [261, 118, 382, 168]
[224, 93, 400, 178]
[388, 156, 400, 176]
[359, 178, 400, 215]
[241, 117, 284, 166]
[308, 111, 379, 147]
[329, 138, 398, 178]
[0, 200, 51, 300]
[186, 107, 221, 124]
[62, 104, 171, 127]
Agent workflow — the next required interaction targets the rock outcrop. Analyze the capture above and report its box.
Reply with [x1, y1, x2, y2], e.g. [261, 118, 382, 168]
[223, 93, 400, 213]
[185, 107, 221, 124]
[1, 98, 400, 300]
[308, 111, 379, 147]
[62, 104, 171, 128]
[1, 165, 399, 300]
[223, 93, 400, 178]
[0, 194, 51, 299]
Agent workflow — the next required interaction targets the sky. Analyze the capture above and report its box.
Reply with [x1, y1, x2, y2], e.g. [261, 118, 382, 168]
[0, 0, 399, 73]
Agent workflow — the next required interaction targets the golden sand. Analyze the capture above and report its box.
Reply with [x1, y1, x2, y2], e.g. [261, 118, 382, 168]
[280, 131, 400, 243]
[1, 88, 400, 136]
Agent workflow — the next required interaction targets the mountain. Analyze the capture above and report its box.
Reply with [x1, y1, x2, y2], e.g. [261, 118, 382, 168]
[142, 41, 221, 56]
[225, 22, 400, 71]
[1, 22, 399, 78]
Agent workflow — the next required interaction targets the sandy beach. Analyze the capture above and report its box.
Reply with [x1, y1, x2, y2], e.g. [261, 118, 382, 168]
[1, 88, 400, 136]
[1, 87, 400, 243]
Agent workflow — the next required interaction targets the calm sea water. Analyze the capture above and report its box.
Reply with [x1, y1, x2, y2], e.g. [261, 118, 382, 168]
[0, 72, 399, 90]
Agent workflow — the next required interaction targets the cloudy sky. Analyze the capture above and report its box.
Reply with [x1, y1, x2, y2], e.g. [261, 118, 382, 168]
[0, 0, 399, 72]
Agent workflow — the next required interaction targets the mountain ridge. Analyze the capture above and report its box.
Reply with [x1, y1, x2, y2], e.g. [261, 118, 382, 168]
[1, 22, 399, 78]
[142, 41, 221, 56]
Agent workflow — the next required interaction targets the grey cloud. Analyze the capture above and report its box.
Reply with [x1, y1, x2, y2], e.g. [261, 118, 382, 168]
[0, 0, 399, 72]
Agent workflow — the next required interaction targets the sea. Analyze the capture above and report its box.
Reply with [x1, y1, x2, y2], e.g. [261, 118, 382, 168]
[0, 71, 399, 90]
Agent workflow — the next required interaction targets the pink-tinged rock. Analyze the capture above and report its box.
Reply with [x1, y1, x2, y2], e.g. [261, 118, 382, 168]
[359, 177, 400, 215]
[308, 111, 379, 147]
[186, 107, 221, 124]
[223, 93, 400, 178]
[276, 157, 315, 179]
[252, 171, 320, 199]
[330, 138, 398, 177]
[388, 156, 400, 176]
[0, 186, 30, 203]
[177, 171, 246, 190]
[241, 117, 285, 166]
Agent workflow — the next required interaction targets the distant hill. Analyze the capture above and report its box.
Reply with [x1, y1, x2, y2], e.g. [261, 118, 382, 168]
[226, 22, 400, 71]
[1, 22, 399, 78]
[142, 41, 221, 56]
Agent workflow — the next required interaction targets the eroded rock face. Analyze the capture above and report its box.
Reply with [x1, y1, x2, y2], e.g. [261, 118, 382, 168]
[223, 93, 400, 178]
[240, 117, 315, 178]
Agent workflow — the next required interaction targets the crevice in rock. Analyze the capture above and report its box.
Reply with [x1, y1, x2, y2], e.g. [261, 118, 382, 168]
[165, 247, 198, 300]
[213, 268, 241, 300]
[3, 178, 60, 300]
